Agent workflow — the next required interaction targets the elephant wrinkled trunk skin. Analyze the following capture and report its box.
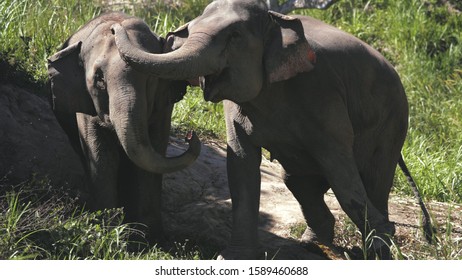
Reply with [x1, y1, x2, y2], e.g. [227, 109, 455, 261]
[108, 69, 200, 174]
[112, 23, 224, 82]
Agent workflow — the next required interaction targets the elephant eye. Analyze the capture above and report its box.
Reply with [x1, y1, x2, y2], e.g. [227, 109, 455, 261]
[228, 30, 243, 47]
[230, 30, 241, 39]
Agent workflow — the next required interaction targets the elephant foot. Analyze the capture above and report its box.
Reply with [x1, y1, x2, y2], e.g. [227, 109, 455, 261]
[368, 235, 393, 260]
[300, 225, 334, 245]
[367, 222, 395, 259]
[297, 224, 348, 259]
[352, 225, 394, 259]
[299, 228, 344, 260]
[348, 238, 393, 260]
[217, 246, 263, 260]
[300, 227, 318, 243]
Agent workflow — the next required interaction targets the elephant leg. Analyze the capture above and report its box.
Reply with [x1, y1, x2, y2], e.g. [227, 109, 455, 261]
[359, 130, 404, 221]
[135, 169, 163, 242]
[222, 143, 262, 259]
[117, 113, 170, 244]
[315, 147, 395, 258]
[118, 159, 164, 243]
[360, 149, 397, 220]
[219, 112, 263, 259]
[284, 173, 334, 244]
[76, 113, 120, 209]
[357, 145, 400, 260]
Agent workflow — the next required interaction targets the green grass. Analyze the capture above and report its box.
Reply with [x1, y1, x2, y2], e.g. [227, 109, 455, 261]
[0, 181, 202, 260]
[0, 0, 101, 82]
[0, 0, 461, 259]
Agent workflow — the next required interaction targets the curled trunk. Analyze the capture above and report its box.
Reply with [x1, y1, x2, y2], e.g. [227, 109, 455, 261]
[111, 23, 222, 80]
[108, 72, 200, 174]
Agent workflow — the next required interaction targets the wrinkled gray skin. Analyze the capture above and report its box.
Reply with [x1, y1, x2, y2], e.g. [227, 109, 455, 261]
[112, 0, 408, 258]
[48, 12, 201, 241]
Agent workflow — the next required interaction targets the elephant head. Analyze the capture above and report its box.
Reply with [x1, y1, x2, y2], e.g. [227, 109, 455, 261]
[48, 12, 201, 174]
[111, 0, 316, 104]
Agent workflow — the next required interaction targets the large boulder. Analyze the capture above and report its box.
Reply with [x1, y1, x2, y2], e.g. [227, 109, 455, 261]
[0, 83, 86, 191]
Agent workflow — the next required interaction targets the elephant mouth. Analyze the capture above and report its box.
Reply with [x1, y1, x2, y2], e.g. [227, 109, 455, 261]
[199, 69, 225, 103]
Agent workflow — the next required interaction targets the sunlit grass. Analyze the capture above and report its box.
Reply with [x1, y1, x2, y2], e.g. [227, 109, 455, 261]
[0, 0, 101, 82]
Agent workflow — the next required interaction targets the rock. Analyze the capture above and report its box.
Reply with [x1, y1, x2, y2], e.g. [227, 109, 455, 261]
[0, 84, 86, 192]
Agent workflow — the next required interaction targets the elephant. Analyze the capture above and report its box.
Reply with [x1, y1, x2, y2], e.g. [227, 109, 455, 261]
[47, 12, 201, 242]
[111, 0, 431, 258]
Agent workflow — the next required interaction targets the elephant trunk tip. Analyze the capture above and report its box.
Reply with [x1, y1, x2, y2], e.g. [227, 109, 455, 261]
[186, 130, 195, 142]
[111, 23, 133, 65]
[184, 130, 201, 159]
[110, 23, 122, 35]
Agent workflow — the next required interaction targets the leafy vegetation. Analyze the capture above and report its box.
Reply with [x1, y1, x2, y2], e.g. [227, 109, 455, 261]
[0, 0, 461, 259]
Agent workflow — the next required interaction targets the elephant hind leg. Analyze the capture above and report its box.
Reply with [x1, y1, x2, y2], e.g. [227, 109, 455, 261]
[360, 143, 401, 222]
[284, 173, 335, 244]
[357, 105, 407, 221]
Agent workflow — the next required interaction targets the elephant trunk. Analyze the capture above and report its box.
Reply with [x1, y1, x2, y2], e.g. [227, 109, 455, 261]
[111, 23, 223, 80]
[108, 72, 200, 174]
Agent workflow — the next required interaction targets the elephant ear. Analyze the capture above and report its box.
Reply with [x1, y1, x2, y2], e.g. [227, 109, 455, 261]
[264, 11, 316, 83]
[164, 23, 189, 52]
[47, 41, 93, 115]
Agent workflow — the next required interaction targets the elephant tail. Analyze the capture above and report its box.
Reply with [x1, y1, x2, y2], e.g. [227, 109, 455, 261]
[398, 155, 436, 244]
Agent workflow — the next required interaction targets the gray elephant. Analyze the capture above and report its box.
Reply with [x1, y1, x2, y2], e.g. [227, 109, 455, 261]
[112, 0, 429, 258]
[47, 12, 201, 241]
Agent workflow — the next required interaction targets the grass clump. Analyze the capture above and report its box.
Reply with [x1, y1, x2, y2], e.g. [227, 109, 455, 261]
[0, 181, 201, 260]
[0, 0, 101, 83]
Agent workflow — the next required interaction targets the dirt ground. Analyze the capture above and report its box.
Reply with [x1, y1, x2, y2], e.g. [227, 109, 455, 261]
[163, 137, 462, 259]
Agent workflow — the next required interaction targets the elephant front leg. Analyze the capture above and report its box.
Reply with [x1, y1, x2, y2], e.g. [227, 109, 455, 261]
[76, 113, 120, 209]
[136, 171, 163, 243]
[219, 127, 262, 260]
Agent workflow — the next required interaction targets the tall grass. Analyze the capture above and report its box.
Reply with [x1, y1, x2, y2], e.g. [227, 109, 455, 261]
[0, 0, 101, 82]
[0, 182, 202, 260]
